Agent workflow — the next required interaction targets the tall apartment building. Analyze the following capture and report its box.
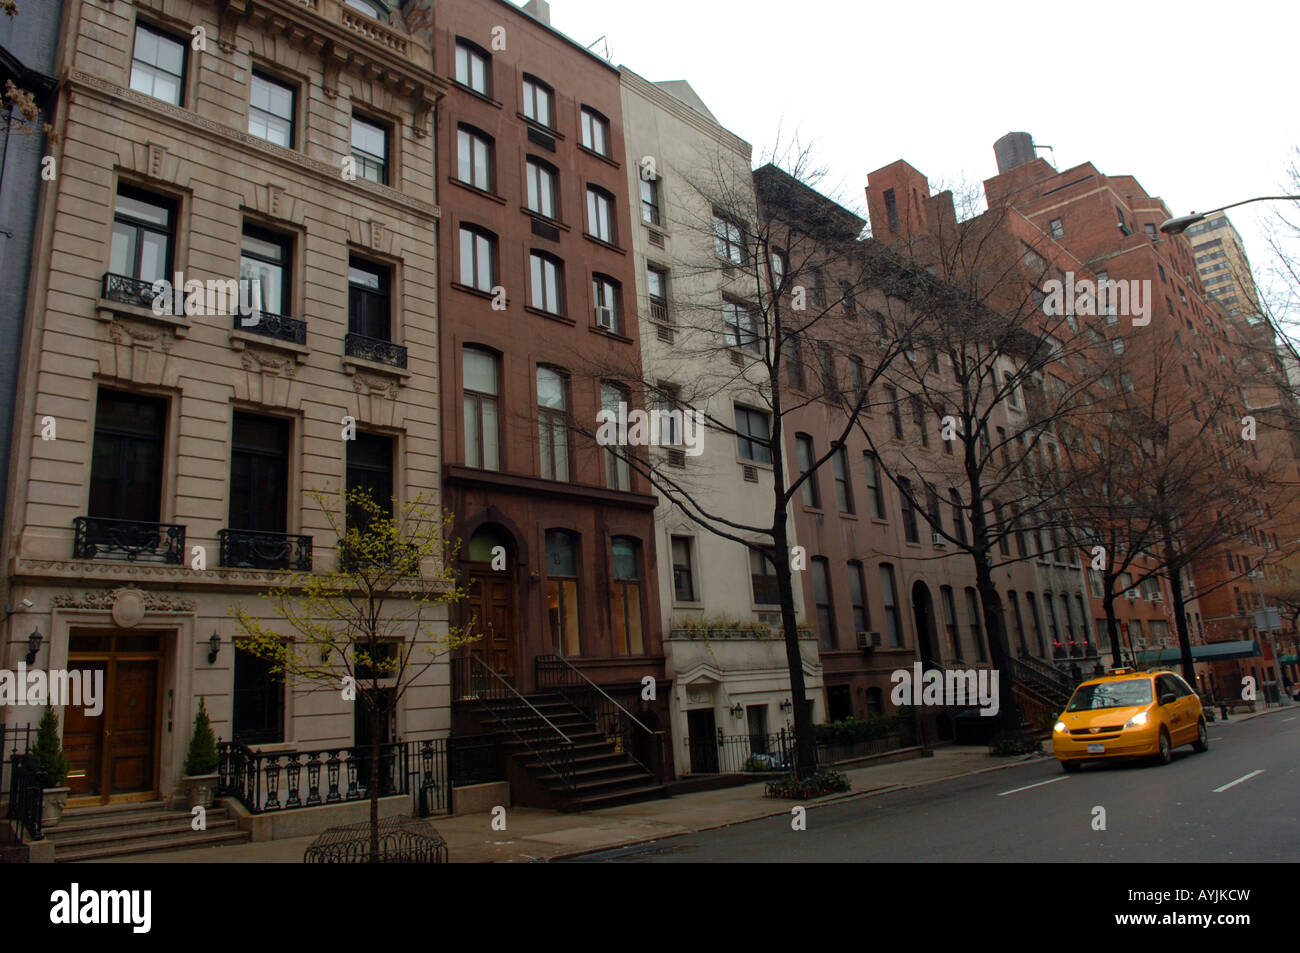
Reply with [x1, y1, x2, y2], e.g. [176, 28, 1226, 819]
[3, 0, 450, 807]
[430, 0, 668, 736]
[619, 70, 821, 776]
[1186, 213, 1262, 319]
[868, 135, 1297, 698]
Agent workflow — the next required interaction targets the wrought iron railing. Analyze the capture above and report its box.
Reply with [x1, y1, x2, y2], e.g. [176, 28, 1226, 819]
[218, 740, 410, 813]
[451, 657, 575, 792]
[73, 516, 186, 564]
[535, 654, 666, 784]
[0, 722, 33, 799]
[685, 730, 794, 775]
[345, 331, 407, 369]
[6, 754, 46, 842]
[232, 310, 307, 345]
[448, 734, 506, 788]
[102, 272, 160, 309]
[218, 528, 313, 571]
[1010, 656, 1073, 709]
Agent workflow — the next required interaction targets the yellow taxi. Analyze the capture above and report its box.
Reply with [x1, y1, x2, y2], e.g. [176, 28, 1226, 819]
[1052, 668, 1208, 772]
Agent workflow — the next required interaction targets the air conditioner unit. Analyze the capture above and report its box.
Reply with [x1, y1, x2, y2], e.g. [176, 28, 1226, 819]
[1149, 591, 1163, 602]
[1124, 589, 1139, 601]
[594, 305, 615, 329]
[857, 631, 882, 650]
[932, 533, 946, 546]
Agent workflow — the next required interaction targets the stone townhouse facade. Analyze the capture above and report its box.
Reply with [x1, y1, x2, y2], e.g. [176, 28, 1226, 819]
[1, 0, 451, 807]
[619, 69, 821, 776]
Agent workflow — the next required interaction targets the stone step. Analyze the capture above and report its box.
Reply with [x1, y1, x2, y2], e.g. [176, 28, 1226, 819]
[51, 816, 242, 851]
[49, 807, 233, 838]
[57, 829, 251, 863]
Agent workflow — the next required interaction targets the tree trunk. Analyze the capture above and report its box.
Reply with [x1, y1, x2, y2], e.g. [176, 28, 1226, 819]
[1158, 521, 1196, 684]
[1102, 591, 1122, 669]
[772, 518, 816, 778]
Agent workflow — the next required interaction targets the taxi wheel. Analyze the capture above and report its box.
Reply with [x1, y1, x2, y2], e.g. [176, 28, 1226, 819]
[1154, 728, 1173, 765]
[1192, 719, 1209, 753]
[1060, 760, 1080, 774]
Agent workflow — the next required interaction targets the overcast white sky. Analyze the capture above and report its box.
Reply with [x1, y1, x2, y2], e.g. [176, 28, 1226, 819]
[541, 0, 1298, 277]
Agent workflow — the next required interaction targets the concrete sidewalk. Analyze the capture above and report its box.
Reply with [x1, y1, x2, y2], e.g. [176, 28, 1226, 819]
[107, 745, 1044, 864]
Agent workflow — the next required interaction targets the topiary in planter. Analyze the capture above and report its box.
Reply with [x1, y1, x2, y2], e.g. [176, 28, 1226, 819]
[31, 705, 69, 788]
[184, 698, 219, 776]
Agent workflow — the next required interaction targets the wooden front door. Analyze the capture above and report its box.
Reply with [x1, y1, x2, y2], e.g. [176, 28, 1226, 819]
[66, 631, 163, 804]
[467, 570, 516, 680]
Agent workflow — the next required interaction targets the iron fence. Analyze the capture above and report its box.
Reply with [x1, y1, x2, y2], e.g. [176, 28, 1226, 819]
[6, 754, 46, 843]
[0, 723, 33, 799]
[687, 717, 918, 777]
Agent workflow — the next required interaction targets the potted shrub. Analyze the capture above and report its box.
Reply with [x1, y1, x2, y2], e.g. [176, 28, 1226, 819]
[31, 705, 70, 829]
[180, 698, 220, 809]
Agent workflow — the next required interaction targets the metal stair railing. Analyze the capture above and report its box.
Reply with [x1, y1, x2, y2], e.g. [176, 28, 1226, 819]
[536, 655, 666, 785]
[454, 657, 575, 793]
[1010, 657, 1071, 708]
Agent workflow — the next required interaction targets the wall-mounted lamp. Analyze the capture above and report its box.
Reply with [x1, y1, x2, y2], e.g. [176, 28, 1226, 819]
[728, 703, 744, 718]
[208, 631, 220, 664]
[25, 628, 42, 665]
[780, 698, 793, 713]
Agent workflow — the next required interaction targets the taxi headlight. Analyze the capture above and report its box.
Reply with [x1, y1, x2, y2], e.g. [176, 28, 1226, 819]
[1053, 721, 1066, 733]
[1125, 711, 1149, 729]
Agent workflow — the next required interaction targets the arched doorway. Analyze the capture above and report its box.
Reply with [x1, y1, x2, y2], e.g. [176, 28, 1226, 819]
[911, 581, 940, 670]
[464, 524, 518, 680]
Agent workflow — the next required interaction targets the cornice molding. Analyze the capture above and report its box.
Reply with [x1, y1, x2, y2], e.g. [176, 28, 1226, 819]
[66, 69, 442, 222]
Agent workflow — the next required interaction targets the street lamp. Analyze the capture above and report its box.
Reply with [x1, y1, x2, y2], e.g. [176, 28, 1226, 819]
[1159, 195, 1300, 235]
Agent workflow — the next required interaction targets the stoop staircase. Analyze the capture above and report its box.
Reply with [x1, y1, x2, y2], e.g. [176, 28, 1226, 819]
[47, 800, 250, 862]
[454, 656, 668, 812]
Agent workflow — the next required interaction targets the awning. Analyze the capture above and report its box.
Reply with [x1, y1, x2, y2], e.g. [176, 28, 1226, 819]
[1136, 640, 1261, 665]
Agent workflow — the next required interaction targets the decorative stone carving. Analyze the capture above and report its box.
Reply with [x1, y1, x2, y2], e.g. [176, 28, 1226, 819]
[111, 588, 146, 628]
[240, 348, 298, 377]
[267, 182, 285, 219]
[52, 587, 197, 614]
[352, 371, 398, 399]
[147, 142, 168, 180]
[370, 219, 388, 252]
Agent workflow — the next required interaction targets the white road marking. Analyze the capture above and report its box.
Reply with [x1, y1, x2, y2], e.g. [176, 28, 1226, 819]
[1213, 770, 1265, 793]
[1282, 717, 1296, 723]
[997, 776, 1068, 797]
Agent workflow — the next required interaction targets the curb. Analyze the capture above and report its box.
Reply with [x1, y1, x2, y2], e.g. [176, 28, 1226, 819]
[541, 754, 1048, 863]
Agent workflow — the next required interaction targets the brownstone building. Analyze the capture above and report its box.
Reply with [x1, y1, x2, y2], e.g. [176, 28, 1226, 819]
[430, 0, 669, 793]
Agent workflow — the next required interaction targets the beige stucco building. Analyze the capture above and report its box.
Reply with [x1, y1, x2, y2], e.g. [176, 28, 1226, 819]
[2, 0, 450, 811]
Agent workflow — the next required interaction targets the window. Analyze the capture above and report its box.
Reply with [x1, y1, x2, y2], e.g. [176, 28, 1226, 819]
[833, 445, 853, 514]
[886, 386, 903, 438]
[1025, 591, 1045, 656]
[671, 536, 696, 602]
[809, 267, 826, 307]
[455, 39, 490, 95]
[233, 646, 284, 745]
[110, 186, 175, 286]
[536, 366, 569, 481]
[1049, 218, 1064, 239]
[712, 212, 744, 264]
[525, 158, 558, 219]
[529, 252, 563, 315]
[994, 502, 1010, 556]
[586, 186, 616, 243]
[351, 115, 389, 184]
[848, 561, 870, 633]
[602, 383, 631, 490]
[796, 435, 820, 508]
[457, 126, 493, 191]
[88, 389, 167, 526]
[747, 705, 769, 753]
[346, 432, 394, 527]
[849, 356, 866, 398]
[819, 343, 838, 397]
[459, 225, 496, 291]
[229, 412, 290, 537]
[348, 258, 391, 342]
[130, 23, 186, 105]
[965, 588, 986, 661]
[463, 347, 501, 471]
[612, 537, 644, 655]
[1145, 223, 1158, 241]
[884, 188, 899, 230]
[940, 586, 960, 660]
[839, 281, 857, 317]
[723, 300, 759, 352]
[911, 396, 928, 447]
[1009, 592, 1027, 654]
[240, 225, 291, 317]
[812, 557, 836, 650]
[646, 265, 669, 323]
[545, 531, 581, 656]
[750, 547, 779, 605]
[880, 565, 902, 647]
[592, 275, 621, 333]
[1044, 590, 1060, 646]
[249, 73, 295, 147]
[346, 0, 390, 20]
[735, 406, 771, 464]
[864, 452, 885, 519]
[521, 74, 553, 127]
[926, 485, 942, 540]
[580, 107, 609, 156]
[640, 176, 661, 226]
[899, 477, 919, 543]
[771, 249, 787, 289]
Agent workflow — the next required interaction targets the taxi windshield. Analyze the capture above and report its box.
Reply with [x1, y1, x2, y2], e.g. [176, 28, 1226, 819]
[1066, 679, 1153, 711]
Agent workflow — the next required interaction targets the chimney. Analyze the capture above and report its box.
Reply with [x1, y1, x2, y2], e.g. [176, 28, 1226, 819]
[993, 131, 1035, 174]
[523, 0, 551, 24]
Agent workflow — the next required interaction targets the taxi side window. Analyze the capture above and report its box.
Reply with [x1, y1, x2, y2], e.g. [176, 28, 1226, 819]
[1171, 675, 1195, 697]
[1155, 675, 1176, 701]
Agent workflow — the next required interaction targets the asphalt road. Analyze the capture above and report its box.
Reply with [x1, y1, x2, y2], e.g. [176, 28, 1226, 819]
[571, 711, 1300, 862]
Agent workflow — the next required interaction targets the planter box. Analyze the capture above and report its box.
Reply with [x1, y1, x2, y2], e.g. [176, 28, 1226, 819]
[180, 774, 219, 810]
[41, 786, 70, 829]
